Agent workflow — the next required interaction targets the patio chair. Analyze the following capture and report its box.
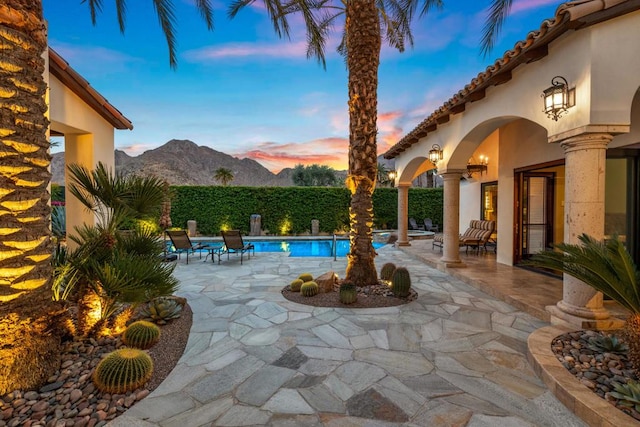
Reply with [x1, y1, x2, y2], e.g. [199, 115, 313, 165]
[221, 230, 255, 264]
[432, 220, 495, 253]
[166, 230, 211, 264]
[408, 218, 425, 230]
[423, 218, 439, 232]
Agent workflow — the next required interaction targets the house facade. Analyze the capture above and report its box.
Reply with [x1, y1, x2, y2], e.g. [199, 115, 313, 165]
[46, 48, 132, 240]
[384, 0, 640, 327]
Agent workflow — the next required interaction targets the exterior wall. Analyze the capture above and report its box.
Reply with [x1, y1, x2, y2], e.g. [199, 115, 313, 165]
[48, 74, 116, 245]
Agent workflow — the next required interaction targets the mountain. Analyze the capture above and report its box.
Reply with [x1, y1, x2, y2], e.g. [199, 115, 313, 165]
[51, 139, 294, 187]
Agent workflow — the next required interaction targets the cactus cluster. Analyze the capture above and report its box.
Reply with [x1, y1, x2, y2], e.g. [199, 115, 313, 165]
[141, 297, 183, 325]
[391, 267, 411, 297]
[298, 273, 314, 282]
[290, 278, 304, 292]
[122, 321, 161, 350]
[92, 348, 154, 394]
[339, 282, 357, 305]
[380, 263, 396, 282]
[300, 281, 319, 297]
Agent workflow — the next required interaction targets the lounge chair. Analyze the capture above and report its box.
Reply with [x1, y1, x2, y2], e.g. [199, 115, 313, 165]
[423, 218, 439, 232]
[166, 230, 212, 264]
[221, 230, 255, 264]
[432, 220, 495, 253]
[408, 218, 425, 230]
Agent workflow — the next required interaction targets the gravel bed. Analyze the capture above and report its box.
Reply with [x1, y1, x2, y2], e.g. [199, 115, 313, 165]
[552, 329, 640, 422]
[0, 304, 192, 427]
[281, 281, 418, 308]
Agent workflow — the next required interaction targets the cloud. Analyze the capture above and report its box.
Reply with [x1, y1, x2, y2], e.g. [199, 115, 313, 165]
[511, 0, 559, 14]
[117, 143, 156, 156]
[47, 42, 140, 74]
[184, 40, 308, 61]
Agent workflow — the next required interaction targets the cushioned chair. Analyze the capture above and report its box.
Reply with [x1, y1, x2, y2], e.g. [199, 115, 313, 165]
[432, 220, 495, 253]
[221, 230, 255, 264]
[166, 230, 211, 264]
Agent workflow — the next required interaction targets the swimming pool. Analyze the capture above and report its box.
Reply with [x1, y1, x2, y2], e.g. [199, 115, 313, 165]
[183, 238, 386, 257]
[246, 239, 386, 257]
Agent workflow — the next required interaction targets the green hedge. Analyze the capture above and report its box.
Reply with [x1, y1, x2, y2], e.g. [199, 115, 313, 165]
[170, 186, 443, 236]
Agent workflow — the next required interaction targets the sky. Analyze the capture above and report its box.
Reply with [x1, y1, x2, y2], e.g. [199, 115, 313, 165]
[43, 0, 562, 173]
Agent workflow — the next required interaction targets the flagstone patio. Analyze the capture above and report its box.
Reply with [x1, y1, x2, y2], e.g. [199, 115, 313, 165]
[108, 244, 588, 426]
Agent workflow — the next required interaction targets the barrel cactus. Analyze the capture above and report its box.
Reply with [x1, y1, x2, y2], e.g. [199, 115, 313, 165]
[92, 348, 154, 394]
[300, 281, 319, 297]
[339, 282, 358, 305]
[122, 321, 161, 350]
[391, 267, 411, 297]
[141, 297, 183, 325]
[298, 273, 314, 282]
[290, 279, 304, 292]
[380, 263, 396, 282]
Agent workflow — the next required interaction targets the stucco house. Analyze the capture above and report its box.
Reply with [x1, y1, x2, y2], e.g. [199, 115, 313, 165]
[46, 47, 132, 239]
[384, 0, 640, 328]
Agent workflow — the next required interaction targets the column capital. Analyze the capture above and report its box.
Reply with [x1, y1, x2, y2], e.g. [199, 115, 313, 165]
[559, 132, 613, 154]
[439, 170, 465, 181]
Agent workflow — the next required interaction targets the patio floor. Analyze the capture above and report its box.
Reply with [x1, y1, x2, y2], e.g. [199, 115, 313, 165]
[107, 243, 592, 427]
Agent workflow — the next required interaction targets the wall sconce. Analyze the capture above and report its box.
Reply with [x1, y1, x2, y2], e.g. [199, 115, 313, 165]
[542, 76, 575, 121]
[465, 155, 488, 178]
[428, 144, 443, 164]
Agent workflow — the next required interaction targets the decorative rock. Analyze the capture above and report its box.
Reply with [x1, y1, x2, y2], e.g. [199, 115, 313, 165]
[315, 271, 338, 294]
[69, 390, 83, 404]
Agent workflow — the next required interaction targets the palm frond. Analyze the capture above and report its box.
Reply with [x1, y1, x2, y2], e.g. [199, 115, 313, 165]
[194, 0, 215, 30]
[526, 234, 640, 313]
[480, 0, 512, 57]
[152, 0, 179, 69]
[419, 0, 444, 17]
[115, 0, 127, 33]
[83, 0, 104, 25]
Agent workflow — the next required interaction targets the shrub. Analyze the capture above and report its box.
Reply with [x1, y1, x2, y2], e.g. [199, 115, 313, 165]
[92, 348, 154, 394]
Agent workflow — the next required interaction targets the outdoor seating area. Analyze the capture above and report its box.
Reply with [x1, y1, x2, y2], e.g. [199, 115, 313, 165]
[432, 219, 496, 253]
[221, 229, 255, 264]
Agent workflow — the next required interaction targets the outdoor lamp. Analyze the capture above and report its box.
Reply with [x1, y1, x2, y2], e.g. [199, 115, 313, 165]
[465, 155, 488, 178]
[388, 170, 397, 181]
[428, 144, 443, 164]
[542, 76, 571, 121]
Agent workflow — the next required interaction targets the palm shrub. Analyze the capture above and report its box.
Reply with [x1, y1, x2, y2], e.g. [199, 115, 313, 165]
[527, 234, 640, 370]
[53, 163, 178, 337]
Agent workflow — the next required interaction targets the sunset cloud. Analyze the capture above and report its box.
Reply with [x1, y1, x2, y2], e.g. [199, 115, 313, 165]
[511, 0, 559, 14]
[184, 40, 308, 61]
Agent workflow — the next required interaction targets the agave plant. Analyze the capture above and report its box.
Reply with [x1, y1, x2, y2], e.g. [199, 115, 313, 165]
[587, 334, 628, 354]
[527, 234, 640, 369]
[610, 380, 640, 412]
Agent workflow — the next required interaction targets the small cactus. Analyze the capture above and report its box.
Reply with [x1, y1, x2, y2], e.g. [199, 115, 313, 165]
[290, 278, 304, 292]
[300, 281, 319, 297]
[92, 348, 154, 394]
[141, 297, 183, 325]
[339, 282, 357, 305]
[380, 263, 396, 281]
[391, 267, 411, 297]
[298, 273, 314, 282]
[122, 321, 161, 350]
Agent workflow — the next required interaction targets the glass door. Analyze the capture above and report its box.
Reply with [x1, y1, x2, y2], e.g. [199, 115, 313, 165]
[515, 172, 555, 263]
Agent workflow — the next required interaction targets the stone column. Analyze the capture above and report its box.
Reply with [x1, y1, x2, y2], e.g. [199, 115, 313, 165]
[441, 171, 464, 267]
[396, 184, 410, 246]
[550, 133, 613, 326]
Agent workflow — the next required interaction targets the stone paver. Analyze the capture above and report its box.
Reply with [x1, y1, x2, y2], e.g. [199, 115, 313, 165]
[107, 246, 586, 427]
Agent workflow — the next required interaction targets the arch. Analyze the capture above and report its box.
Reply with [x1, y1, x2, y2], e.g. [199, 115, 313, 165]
[397, 156, 433, 186]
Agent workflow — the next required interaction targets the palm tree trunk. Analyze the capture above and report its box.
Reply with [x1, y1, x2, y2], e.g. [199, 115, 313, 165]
[0, 1, 60, 394]
[344, 0, 380, 286]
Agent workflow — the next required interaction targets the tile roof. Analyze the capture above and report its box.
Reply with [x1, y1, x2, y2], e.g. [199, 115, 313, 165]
[384, 0, 639, 159]
[48, 48, 133, 131]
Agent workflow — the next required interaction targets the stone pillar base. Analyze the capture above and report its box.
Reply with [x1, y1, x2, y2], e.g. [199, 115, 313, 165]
[439, 260, 466, 269]
[546, 305, 625, 330]
[395, 241, 411, 247]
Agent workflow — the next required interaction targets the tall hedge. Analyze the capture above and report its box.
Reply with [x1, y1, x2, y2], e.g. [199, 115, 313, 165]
[170, 186, 443, 236]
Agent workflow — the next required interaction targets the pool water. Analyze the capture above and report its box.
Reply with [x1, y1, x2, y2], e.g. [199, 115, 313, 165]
[248, 239, 386, 257]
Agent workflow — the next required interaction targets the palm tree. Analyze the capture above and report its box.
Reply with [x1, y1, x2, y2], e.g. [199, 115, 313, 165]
[0, 0, 212, 394]
[527, 234, 640, 370]
[214, 167, 234, 186]
[230, 0, 516, 285]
